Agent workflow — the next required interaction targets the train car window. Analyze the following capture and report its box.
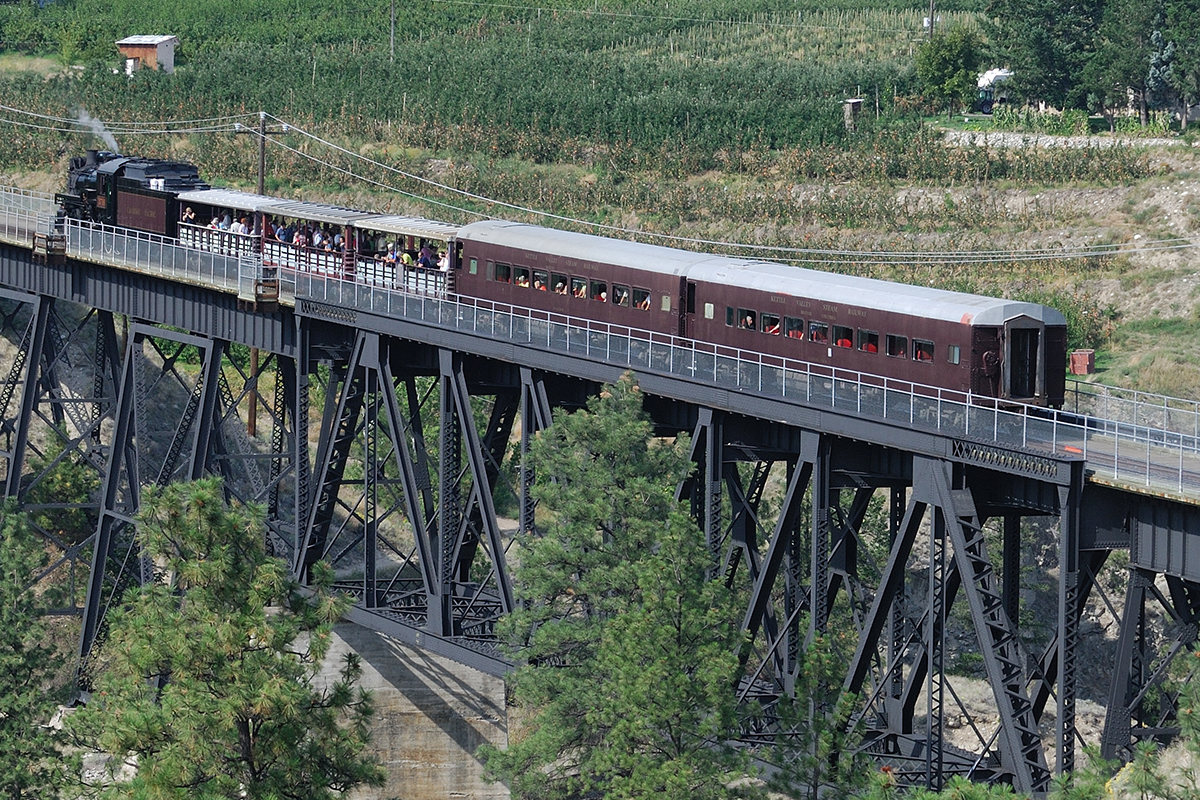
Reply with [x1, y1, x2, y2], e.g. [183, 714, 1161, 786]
[947, 344, 961, 365]
[914, 340, 934, 362]
[613, 284, 631, 307]
[633, 288, 651, 310]
[686, 283, 696, 314]
[590, 281, 608, 302]
[571, 278, 586, 298]
[859, 330, 879, 353]
[809, 322, 829, 343]
[726, 307, 736, 326]
[514, 267, 531, 288]
[533, 270, 549, 291]
[784, 317, 804, 339]
[704, 303, 714, 320]
[833, 325, 853, 348]
[738, 309, 757, 330]
[469, 258, 478, 275]
[495, 263, 511, 283]
[885, 334, 908, 359]
[761, 313, 781, 335]
[661, 295, 671, 312]
[552, 273, 569, 294]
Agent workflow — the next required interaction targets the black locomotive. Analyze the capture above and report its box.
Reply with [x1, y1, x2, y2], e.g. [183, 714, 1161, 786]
[57, 149, 209, 239]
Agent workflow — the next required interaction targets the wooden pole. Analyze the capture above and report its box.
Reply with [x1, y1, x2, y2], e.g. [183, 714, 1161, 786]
[248, 112, 265, 437]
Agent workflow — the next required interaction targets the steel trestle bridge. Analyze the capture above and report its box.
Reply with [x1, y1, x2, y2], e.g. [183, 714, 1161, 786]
[3, 185, 1200, 794]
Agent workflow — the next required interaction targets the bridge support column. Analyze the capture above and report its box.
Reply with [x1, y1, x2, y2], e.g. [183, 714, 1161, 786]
[78, 324, 235, 680]
[518, 367, 552, 538]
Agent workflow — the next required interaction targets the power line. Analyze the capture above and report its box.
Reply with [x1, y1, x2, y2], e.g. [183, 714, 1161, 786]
[1, 105, 1193, 266]
[265, 115, 1197, 264]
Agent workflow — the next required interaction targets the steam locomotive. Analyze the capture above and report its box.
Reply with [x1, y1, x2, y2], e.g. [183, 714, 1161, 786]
[54, 151, 1068, 407]
[57, 150, 209, 238]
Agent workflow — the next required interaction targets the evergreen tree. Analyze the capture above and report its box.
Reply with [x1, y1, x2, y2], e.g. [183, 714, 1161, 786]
[986, 0, 1104, 108]
[768, 630, 870, 800]
[0, 501, 69, 799]
[68, 478, 384, 800]
[1164, 0, 1200, 129]
[482, 373, 754, 800]
[1083, 0, 1163, 125]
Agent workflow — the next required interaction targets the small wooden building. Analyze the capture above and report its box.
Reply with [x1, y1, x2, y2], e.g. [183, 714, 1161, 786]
[115, 35, 179, 75]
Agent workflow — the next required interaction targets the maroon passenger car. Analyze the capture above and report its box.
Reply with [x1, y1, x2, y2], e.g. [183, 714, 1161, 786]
[454, 221, 1067, 406]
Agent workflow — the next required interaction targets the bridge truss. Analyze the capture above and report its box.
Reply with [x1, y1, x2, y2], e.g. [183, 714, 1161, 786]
[2, 234, 1200, 793]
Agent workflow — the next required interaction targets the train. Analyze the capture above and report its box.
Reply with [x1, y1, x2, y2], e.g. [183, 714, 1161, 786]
[55, 150, 1068, 407]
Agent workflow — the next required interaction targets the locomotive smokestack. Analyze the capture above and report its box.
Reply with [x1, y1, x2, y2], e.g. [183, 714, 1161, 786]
[85, 149, 99, 167]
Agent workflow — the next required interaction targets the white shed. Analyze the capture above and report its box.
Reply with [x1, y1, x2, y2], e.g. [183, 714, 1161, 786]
[115, 35, 179, 74]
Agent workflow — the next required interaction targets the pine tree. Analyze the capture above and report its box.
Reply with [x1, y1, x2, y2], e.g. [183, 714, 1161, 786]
[68, 478, 385, 800]
[0, 501, 69, 799]
[482, 373, 754, 800]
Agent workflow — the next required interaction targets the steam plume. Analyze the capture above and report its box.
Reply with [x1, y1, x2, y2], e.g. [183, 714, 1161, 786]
[77, 109, 119, 151]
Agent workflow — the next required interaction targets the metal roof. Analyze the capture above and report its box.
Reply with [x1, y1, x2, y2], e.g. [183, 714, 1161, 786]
[116, 35, 178, 45]
[260, 200, 377, 227]
[357, 215, 461, 241]
[457, 220, 727, 277]
[689, 260, 1066, 326]
[176, 189, 281, 213]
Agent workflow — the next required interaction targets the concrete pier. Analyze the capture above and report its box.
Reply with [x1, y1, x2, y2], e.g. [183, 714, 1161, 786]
[323, 622, 510, 800]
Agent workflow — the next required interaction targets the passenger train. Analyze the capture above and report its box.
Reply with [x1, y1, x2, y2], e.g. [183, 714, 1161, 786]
[55, 150, 1068, 407]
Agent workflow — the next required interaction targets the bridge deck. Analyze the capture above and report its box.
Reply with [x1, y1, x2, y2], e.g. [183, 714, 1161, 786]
[3, 186, 1198, 506]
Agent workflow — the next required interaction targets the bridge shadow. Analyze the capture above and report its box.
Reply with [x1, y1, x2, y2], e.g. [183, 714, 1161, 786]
[330, 620, 508, 795]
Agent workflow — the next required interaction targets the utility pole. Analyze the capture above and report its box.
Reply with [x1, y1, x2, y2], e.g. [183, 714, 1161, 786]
[248, 110, 267, 438]
[928, 0, 935, 40]
[390, 0, 395, 62]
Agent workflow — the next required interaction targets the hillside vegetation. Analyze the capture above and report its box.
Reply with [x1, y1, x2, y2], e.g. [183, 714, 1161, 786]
[1, 0, 1198, 395]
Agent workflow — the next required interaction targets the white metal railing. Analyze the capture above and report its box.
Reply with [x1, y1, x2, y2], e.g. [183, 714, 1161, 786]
[8, 195, 1200, 500]
[65, 218, 247, 295]
[179, 223, 258, 259]
[296, 270, 1200, 499]
[1067, 380, 1200, 440]
[0, 186, 56, 245]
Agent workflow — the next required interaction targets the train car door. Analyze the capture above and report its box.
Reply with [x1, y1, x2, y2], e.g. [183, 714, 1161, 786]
[680, 279, 696, 337]
[1004, 317, 1043, 400]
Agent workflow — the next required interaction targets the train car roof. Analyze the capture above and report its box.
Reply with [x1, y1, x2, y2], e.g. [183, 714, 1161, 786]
[457, 220, 728, 276]
[176, 188, 281, 212]
[692, 260, 1067, 326]
[459, 221, 1065, 327]
[357, 215, 462, 242]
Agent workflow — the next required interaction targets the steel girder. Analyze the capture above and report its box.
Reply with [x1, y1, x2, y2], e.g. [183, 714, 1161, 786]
[0, 294, 119, 618]
[293, 334, 514, 665]
[75, 322, 301, 682]
[1101, 568, 1200, 759]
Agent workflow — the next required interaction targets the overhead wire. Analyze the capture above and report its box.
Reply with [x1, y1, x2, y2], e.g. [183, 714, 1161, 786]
[0, 103, 257, 129]
[2, 105, 1195, 266]
[265, 116, 1199, 264]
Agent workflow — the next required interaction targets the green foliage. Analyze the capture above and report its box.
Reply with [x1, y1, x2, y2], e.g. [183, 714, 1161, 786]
[768, 629, 871, 799]
[0, 501, 70, 799]
[991, 107, 1091, 136]
[68, 478, 385, 800]
[483, 373, 754, 800]
[917, 27, 983, 115]
[985, 0, 1104, 109]
[24, 433, 100, 544]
